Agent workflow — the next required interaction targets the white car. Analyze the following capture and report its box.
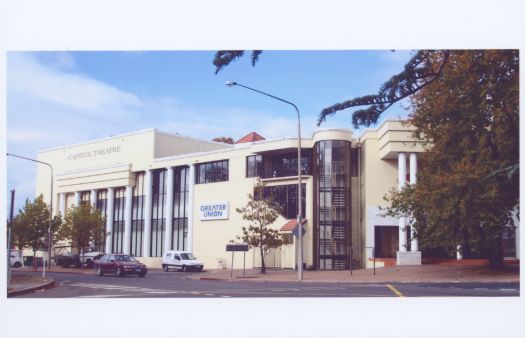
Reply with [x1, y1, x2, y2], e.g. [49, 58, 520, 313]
[80, 251, 105, 268]
[10, 253, 22, 268]
[162, 250, 204, 272]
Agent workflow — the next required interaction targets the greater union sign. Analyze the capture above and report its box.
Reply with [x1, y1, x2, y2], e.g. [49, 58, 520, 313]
[199, 202, 229, 220]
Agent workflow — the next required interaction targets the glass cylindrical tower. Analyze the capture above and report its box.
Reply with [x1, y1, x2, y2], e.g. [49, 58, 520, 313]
[314, 140, 352, 270]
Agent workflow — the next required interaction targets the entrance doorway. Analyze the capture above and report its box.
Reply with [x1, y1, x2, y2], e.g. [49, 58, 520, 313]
[375, 226, 399, 258]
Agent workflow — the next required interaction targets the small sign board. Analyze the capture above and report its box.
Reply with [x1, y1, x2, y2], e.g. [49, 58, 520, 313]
[200, 202, 229, 220]
[226, 244, 249, 252]
[292, 224, 306, 237]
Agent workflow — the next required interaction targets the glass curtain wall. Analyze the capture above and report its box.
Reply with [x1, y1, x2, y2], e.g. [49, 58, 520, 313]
[112, 188, 126, 254]
[95, 190, 108, 252]
[172, 166, 189, 250]
[151, 169, 167, 257]
[263, 184, 306, 219]
[262, 151, 311, 178]
[314, 140, 352, 270]
[131, 172, 145, 257]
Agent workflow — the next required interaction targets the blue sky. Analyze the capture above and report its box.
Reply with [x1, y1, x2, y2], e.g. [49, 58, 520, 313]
[7, 50, 414, 212]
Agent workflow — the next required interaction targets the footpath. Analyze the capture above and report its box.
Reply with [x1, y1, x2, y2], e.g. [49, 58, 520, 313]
[194, 263, 520, 284]
[7, 261, 519, 296]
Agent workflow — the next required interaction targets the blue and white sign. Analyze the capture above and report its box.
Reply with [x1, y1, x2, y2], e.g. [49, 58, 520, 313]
[199, 202, 229, 220]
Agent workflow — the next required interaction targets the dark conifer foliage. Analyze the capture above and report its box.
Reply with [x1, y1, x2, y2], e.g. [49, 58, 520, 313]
[317, 50, 450, 128]
[213, 50, 263, 75]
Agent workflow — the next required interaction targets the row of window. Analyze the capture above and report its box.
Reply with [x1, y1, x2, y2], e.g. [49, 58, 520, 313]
[196, 146, 358, 185]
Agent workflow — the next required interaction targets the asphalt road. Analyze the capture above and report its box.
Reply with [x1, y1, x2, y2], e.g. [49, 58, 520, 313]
[13, 270, 520, 298]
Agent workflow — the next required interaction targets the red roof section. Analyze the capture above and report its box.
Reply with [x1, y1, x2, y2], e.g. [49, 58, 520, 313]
[235, 132, 266, 144]
[280, 218, 307, 232]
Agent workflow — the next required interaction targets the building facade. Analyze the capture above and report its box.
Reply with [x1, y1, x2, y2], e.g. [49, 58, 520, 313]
[34, 120, 520, 269]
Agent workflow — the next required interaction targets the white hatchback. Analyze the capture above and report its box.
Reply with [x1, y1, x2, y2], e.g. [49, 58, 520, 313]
[162, 250, 204, 272]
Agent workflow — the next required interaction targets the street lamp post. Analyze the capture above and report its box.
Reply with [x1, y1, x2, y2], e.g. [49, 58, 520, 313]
[7, 153, 54, 280]
[225, 81, 304, 281]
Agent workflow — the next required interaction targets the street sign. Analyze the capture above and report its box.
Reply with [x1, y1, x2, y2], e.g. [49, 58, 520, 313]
[292, 224, 306, 237]
[226, 244, 249, 252]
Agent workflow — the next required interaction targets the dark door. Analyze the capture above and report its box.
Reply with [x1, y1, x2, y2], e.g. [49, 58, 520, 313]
[103, 255, 117, 273]
[374, 226, 399, 258]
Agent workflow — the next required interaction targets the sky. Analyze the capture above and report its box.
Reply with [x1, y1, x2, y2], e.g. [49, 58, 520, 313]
[6, 50, 414, 212]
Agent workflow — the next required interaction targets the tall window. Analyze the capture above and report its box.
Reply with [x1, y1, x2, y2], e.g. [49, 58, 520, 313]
[173, 166, 189, 250]
[131, 172, 145, 257]
[351, 148, 359, 177]
[196, 160, 229, 184]
[80, 191, 91, 205]
[112, 188, 126, 254]
[246, 155, 263, 178]
[263, 184, 306, 219]
[95, 190, 108, 252]
[151, 169, 166, 257]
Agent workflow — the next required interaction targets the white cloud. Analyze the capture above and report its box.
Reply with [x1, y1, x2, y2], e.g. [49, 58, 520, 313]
[8, 53, 142, 118]
[7, 52, 317, 211]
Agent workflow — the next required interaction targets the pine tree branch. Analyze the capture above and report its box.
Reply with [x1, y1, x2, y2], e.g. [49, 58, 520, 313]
[317, 50, 450, 128]
[213, 50, 263, 74]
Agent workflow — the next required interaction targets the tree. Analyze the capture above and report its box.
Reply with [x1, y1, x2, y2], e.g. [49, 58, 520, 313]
[215, 49, 519, 268]
[213, 50, 450, 128]
[235, 181, 288, 274]
[212, 136, 235, 144]
[58, 203, 106, 267]
[383, 50, 519, 268]
[12, 195, 62, 266]
[213, 50, 263, 75]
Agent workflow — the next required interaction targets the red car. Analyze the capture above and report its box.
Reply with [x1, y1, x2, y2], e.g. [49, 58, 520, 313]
[94, 254, 147, 277]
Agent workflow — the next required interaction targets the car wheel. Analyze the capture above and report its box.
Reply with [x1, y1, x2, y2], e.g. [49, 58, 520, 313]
[116, 267, 123, 277]
[13, 262, 22, 268]
[139, 271, 146, 277]
[163, 264, 169, 272]
[197, 267, 203, 272]
[182, 265, 187, 272]
[96, 267, 103, 276]
[86, 260, 93, 268]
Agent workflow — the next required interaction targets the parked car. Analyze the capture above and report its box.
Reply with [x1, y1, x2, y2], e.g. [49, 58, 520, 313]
[10, 254, 22, 268]
[24, 256, 48, 267]
[55, 252, 82, 268]
[80, 251, 105, 268]
[162, 250, 203, 272]
[94, 254, 147, 277]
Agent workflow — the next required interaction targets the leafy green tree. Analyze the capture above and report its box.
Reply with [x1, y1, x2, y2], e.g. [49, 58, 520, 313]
[58, 203, 106, 267]
[12, 195, 62, 265]
[216, 49, 519, 268]
[235, 181, 288, 274]
[212, 136, 235, 144]
[383, 50, 519, 268]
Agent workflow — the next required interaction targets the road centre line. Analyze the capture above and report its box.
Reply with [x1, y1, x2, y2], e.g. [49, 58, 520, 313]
[386, 284, 405, 297]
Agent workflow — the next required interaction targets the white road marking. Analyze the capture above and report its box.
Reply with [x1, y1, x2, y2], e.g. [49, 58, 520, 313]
[65, 282, 192, 296]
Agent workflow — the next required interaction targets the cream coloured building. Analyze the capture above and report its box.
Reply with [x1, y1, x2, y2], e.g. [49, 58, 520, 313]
[34, 119, 520, 270]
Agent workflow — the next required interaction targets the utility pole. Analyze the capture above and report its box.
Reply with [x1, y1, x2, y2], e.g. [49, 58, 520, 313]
[7, 189, 15, 286]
